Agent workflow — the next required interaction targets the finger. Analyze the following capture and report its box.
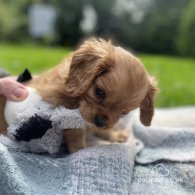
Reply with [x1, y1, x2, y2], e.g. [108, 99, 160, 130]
[0, 79, 28, 101]
[9, 87, 28, 101]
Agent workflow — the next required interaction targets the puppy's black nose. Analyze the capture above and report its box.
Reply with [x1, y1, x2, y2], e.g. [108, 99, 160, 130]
[94, 115, 107, 128]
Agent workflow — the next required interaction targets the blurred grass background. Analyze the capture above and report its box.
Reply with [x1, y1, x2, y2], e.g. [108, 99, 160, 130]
[1, 1, 195, 108]
[0, 44, 71, 73]
[0, 44, 195, 108]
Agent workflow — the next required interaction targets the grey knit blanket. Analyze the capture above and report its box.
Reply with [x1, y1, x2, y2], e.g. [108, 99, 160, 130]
[1, 107, 195, 195]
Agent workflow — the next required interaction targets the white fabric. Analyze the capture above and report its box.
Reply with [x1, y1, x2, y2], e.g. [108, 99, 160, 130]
[4, 87, 42, 125]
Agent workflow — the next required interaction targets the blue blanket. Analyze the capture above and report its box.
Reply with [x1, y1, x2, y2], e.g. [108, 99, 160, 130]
[1, 107, 195, 195]
[0, 143, 134, 195]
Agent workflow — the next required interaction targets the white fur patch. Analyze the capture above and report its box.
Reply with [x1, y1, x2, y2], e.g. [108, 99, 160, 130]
[4, 87, 42, 125]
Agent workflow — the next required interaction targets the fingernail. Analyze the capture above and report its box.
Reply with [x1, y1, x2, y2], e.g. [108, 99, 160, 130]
[14, 88, 26, 98]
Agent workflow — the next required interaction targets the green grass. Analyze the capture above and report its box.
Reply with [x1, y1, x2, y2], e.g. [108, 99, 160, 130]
[0, 44, 71, 74]
[139, 54, 195, 107]
[0, 43, 195, 107]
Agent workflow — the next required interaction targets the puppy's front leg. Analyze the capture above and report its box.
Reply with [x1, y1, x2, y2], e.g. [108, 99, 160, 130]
[0, 95, 7, 134]
[94, 129, 130, 143]
[63, 129, 86, 153]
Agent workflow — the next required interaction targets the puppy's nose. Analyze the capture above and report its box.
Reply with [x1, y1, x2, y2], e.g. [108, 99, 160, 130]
[94, 115, 107, 128]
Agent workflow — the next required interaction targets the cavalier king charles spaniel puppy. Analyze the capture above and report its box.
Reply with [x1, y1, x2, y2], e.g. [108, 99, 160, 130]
[0, 38, 158, 153]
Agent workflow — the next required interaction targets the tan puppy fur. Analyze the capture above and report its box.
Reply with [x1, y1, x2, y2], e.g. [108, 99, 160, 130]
[0, 38, 158, 153]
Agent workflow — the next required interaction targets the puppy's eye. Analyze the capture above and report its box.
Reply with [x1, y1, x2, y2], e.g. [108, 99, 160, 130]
[122, 111, 128, 115]
[120, 111, 129, 118]
[95, 87, 106, 99]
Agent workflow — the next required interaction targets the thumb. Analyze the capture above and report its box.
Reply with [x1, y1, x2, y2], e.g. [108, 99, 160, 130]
[0, 79, 28, 101]
[10, 87, 28, 101]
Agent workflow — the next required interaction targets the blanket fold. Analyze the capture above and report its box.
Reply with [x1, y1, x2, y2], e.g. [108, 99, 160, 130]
[134, 125, 195, 164]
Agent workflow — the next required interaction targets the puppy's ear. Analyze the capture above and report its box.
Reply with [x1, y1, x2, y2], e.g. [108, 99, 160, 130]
[64, 38, 112, 97]
[140, 78, 158, 126]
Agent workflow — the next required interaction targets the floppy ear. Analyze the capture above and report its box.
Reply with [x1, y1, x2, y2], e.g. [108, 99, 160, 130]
[140, 78, 158, 126]
[64, 38, 112, 97]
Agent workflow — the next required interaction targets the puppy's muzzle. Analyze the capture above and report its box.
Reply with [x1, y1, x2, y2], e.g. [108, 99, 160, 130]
[94, 115, 107, 128]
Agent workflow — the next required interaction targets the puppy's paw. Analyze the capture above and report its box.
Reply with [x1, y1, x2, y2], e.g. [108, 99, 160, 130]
[64, 129, 86, 154]
[95, 130, 129, 143]
[109, 131, 129, 143]
[68, 143, 86, 154]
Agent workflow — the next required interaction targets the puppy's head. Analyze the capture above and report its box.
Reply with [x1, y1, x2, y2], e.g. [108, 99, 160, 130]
[65, 38, 158, 129]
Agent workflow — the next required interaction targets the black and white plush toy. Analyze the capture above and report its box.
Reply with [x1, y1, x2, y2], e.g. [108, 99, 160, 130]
[0, 70, 87, 154]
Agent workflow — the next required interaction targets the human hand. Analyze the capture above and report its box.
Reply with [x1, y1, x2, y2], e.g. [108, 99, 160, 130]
[0, 77, 28, 101]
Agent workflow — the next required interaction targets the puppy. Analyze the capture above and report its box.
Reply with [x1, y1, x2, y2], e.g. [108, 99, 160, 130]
[0, 38, 158, 153]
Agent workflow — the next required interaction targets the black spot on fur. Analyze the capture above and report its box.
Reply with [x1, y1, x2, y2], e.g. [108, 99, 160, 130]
[14, 114, 52, 142]
[17, 69, 32, 83]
